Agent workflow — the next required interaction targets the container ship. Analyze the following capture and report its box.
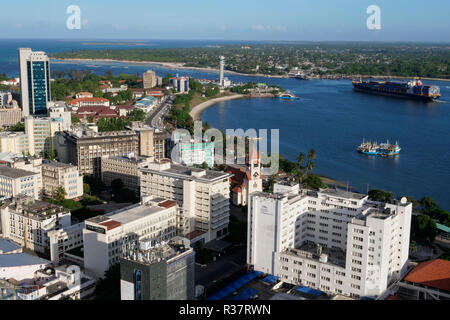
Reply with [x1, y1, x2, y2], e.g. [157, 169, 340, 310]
[357, 140, 401, 157]
[352, 78, 441, 101]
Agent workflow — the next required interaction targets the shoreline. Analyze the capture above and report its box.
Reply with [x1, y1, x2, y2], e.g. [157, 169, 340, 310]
[51, 57, 450, 82]
[189, 93, 275, 120]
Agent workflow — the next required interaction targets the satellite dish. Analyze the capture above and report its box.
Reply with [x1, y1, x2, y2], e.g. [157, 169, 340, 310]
[400, 197, 407, 204]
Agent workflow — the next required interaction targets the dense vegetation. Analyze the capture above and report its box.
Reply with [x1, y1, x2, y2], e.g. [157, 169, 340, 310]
[51, 43, 450, 78]
[96, 109, 147, 131]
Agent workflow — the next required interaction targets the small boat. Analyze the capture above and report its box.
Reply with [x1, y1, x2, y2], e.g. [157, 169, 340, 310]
[277, 91, 299, 100]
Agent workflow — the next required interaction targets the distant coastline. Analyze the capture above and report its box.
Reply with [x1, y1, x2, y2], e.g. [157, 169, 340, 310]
[51, 58, 450, 82]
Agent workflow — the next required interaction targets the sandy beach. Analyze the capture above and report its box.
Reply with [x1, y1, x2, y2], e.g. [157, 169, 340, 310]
[189, 94, 246, 120]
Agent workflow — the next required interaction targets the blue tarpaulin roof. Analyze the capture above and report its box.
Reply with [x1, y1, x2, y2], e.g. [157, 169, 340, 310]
[230, 288, 259, 300]
[261, 275, 279, 284]
[295, 286, 324, 297]
[205, 271, 262, 300]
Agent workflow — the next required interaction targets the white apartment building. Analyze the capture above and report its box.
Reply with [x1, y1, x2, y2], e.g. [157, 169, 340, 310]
[47, 101, 72, 131]
[0, 166, 41, 200]
[0, 155, 43, 198]
[83, 197, 178, 278]
[24, 115, 71, 157]
[41, 162, 83, 199]
[139, 161, 232, 244]
[0, 132, 29, 154]
[171, 140, 215, 168]
[0, 196, 71, 257]
[247, 184, 412, 299]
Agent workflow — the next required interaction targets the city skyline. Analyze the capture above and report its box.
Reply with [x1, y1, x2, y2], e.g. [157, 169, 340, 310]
[0, 0, 449, 42]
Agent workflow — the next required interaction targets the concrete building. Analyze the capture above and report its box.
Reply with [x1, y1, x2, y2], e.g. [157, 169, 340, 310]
[68, 97, 110, 109]
[219, 56, 225, 87]
[101, 155, 153, 193]
[0, 106, 22, 128]
[0, 166, 41, 200]
[0, 196, 71, 257]
[170, 76, 190, 93]
[0, 132, 29, 155]
[47, 101, 72, 131]
[58, 129, 139, 176]
[133, 96, 158, 113]
[247, 185, 412, 299]
[41, 162, 83, 200]
[172, 140, 215, 168]
[0, 263, 96, 300]
[18, 48, 51, 117]
[0, 91, 13, 106]
[139, 161, 232, 244]
[120, 237, 195, 300]
[83, 197, 178, 278]
[143, 70, 157, 89]
[0, 155, 43, 198]
[128, 122, 168, 161]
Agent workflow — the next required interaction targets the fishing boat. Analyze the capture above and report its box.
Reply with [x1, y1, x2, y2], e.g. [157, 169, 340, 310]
[357, 140, 401, 157]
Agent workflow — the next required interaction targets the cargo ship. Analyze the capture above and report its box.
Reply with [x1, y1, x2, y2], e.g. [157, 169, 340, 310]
[357, 140, 401, 157]
[352, 78, 441, 101]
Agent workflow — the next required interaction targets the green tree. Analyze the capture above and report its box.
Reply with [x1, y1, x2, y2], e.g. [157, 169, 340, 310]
[129, 109, 146, 121]
[7, 122, 25, 132]
[54, 186, 67, 202]
[71, 114, 80, 124]
[114, 188, 137, 203]
[83, 183, 91, 195]
[297, 152, 305, 169]
[307, 149, 316, 161]
[94, 264, 120, 300]
[412, 214, 437, 242]
[303, 174, 327, 190]
[111, 179, 124, 194]
[368, 189, 394, 202]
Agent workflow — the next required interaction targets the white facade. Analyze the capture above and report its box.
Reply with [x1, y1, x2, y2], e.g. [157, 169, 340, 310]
[41, 162, 83, 199]
[172, 140, 215, 168]
[0, 197, 71, 256]
[0, 132, 29, 154]
[0, 167, 40, 200]
[139, 162, 231, 243]
[248, 185, 412, 299]
[83, 198, 178, 278]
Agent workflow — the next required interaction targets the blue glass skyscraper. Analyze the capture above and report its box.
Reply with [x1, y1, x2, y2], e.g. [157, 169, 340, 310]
[19, 48, 51, 116]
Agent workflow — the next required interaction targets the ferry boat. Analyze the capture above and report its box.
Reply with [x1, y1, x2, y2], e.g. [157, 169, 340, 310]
[277, 91, 299, 100]
[352, 78, 441, 101]
[357, 140, 401, 157]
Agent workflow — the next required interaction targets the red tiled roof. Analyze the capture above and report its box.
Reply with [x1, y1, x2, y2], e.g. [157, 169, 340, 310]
[100, 220, 122, 231]
[69, 97, 109, 105]
[158, 200, 177, 209]
[404, 259, 450, 292]
[116, 104, 135, 110]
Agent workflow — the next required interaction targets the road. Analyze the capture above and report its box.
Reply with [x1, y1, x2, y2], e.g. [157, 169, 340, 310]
[147, 95, 174, 129]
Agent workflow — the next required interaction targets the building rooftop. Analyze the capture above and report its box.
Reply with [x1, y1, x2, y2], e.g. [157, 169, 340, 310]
[4, 198, 69, 221]
[283, 243, 346, 268]
[142, 162, 231, 182]
[0, 238, 21, 254]
[42, 161, 75, 169]
[0, 166, 37, 179]
[404, 259, 450, 292]
[0, 252, 51, 268]
[320, 188, 367, 200]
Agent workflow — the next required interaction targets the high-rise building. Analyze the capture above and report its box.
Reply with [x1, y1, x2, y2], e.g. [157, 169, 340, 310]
[170, 76, 190, 93]
[143, 70, 157, 89]
[18, 48, 51, 117]
[139, 161, 232, 243]
[120, 237, 195, 300]
[247, 184, 412, 299]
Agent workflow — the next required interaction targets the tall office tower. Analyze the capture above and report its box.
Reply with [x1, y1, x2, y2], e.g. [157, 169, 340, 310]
[219, 56, 225, 86]
[18, 48, 51, 117]
[143, 70, 157, 89]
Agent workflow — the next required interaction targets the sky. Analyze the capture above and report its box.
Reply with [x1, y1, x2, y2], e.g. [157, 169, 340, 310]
[0, 0, 449, 42]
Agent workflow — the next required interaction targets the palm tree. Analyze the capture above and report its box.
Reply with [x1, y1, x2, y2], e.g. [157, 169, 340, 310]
[292, 168, 304, 183]
[306, 160, 315, 173]
[307, 149, 316, 161]
[297, 152, 305, 169]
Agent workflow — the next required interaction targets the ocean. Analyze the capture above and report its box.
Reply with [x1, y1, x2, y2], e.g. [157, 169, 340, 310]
[1, 39, 449, 209]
